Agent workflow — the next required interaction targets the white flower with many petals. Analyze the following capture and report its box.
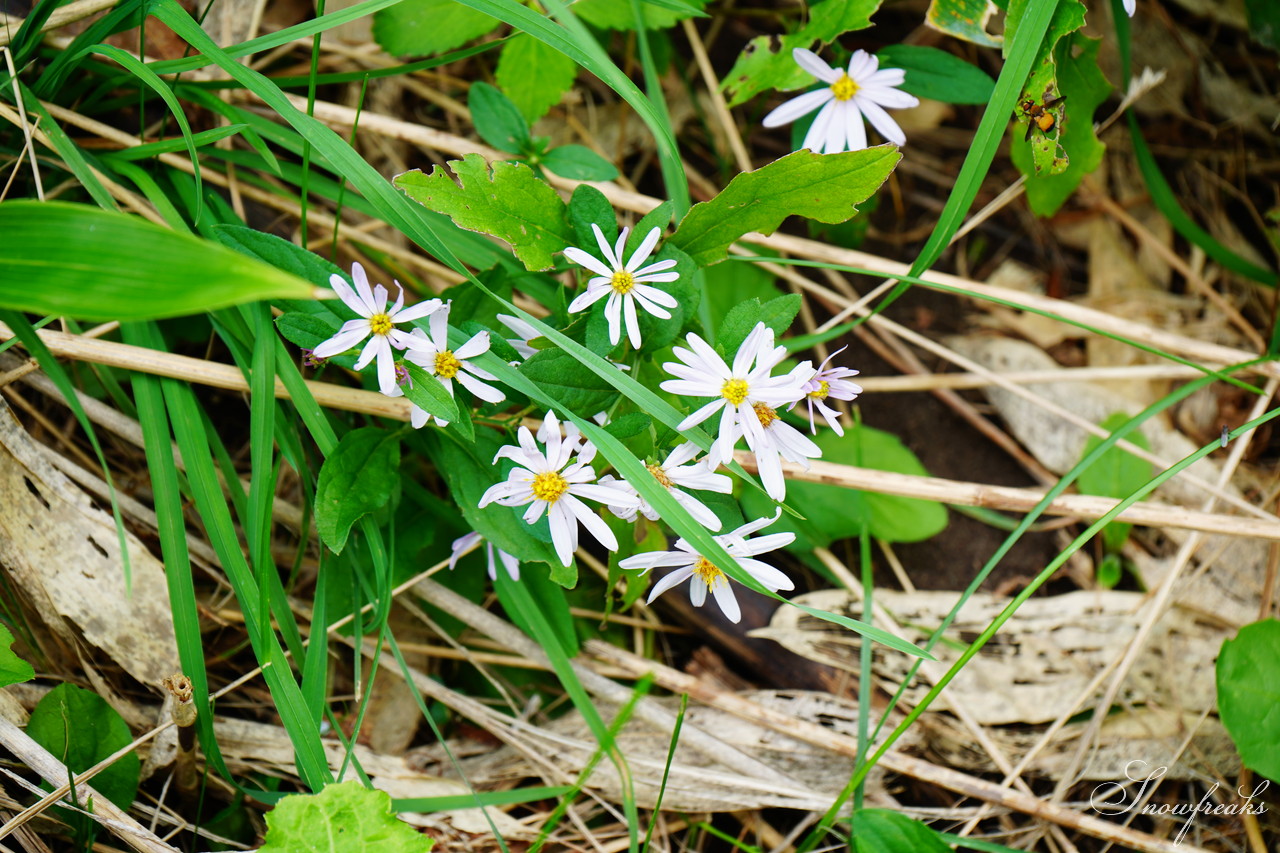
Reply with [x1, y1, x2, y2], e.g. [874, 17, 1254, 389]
[790, 346, 863, 436]
[738, 398, 822, 501]
[618, 511, 795, 623]
[565, 225, 680, 349]
[312, 262, 442, 394]
[762, 48, 920, 154]
[450, 531, 520, 581]
[392, 303, 505, 428]
[601, 442, 733, 531]
[479, 411, 641, 566]
[661, 323, 814, 468]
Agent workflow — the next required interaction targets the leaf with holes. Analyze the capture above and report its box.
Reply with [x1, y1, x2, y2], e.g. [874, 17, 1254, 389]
[669, 148, 898, 267]
[395, 155, 574, 271]
[925, 0, 1002, 47]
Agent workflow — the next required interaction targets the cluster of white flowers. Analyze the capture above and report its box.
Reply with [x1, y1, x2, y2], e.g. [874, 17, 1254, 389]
[310, 233, 861, 622]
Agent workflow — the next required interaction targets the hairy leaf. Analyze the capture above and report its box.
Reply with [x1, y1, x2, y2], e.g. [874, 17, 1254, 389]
[259, 780, 433, 852]
[670, 147, 899, 267]
[395, 155, 574, 271]
[0, 202, 314, 320]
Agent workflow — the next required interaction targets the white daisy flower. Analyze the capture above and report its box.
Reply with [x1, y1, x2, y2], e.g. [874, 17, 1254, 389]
[312, 262, 442, 394]
[449, 531, 520, 581]
[762, 48, 920, 154]
[738, 397, 823, 502]
[479, 411, 641, 566]
[790, 346, 863, 436]
[660, 322, 814, 468]
[565, 224, 680, 349]
[392, 303, 506, 429]
[601, 442, 732, 531]
[618, 511, 795, 623]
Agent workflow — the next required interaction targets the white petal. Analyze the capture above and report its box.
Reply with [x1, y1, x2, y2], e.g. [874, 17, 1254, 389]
[568, 285, 610, 314]
[857, 98, 907, 146]
[646, 567, 695, 601]
[395, 298, 442, 323]
[864, 67, 907, 89]
[740, 558, 794, 591]
[351, 262, 380, 315]
[675, 398, 726, 431]
[328, 273, 370, 318]
[449, 531, 482, 570]
[824, 102, 849, 154]
[454, 331, 491, 360]
[626, 227, 662, 271]
[634, 258, 677, 276]
[762, 88, 833, 128]
[623, 295, 642, 349]
[672, 489, 723, 531]
[456, 370, 505, 404]
[847, 49, 875, 81]
[846, 101, 868, 152]
[710, 577, 742, 623]
[548, 504, 577, 566]
[374, 342, 398, 395]
[604, 292, 624, 346]
[591, 223, 621, 269]
[630, 290, 673, 320]
[565, 246, 616, 279]
[312, 324, 370, 358]
[792, 47, 839, 84]
[428, 303, 450, 346]
[802, 99, 838, 153]
[565, 495, 618, 552]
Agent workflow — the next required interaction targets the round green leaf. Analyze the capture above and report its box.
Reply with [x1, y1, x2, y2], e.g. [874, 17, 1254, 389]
[27, 684, 140, 812]
[1217, 619, 1280, 779]
[259, 780, 433, 853]
[0, 201, 315, 321]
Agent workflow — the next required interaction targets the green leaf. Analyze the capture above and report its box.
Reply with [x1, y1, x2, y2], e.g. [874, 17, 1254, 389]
[1245, 0, 1280, 51]
[542, 145, 620, 181]
[850, 808, 953, 852]
[518, 348, 617, 413]
[496, 32, 578, 123]
[401, 362, 462, 424]
[1076, 411, 1149, 556]
[214, 224, 345, 287]
[714, 293, 801, 355]
[700, 257, 782, 341]
[259, 780, 433, 852]
[875, 45, 995, 105]
[395, 155, 574, 271]
[1216, 619, 1280, 780]
[0, 625, 33, 688]
[468, 82, 531, 154]
[27, 684, 140, 812]
[722, 0, 881, 106]
[603, 412, 651, 439]
[0, 201, 314, 321]
[925, 0, 1002, 47]
[276, 312, 343, 353]
[568, 184, 619, 250]
[372, 0, 499, 56]
[1012, 33, 1110, 214]
[316, 428, 401, 555]
[745, 426, 947, 546]
[573, 0, 705, 30]
[1005, 0, 1086, 177]
[669, 148, 899, 267]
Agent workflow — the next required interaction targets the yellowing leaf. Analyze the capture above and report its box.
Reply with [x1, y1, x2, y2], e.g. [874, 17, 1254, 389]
[670, 147, 899, 267]
[395, 155, 574, 271]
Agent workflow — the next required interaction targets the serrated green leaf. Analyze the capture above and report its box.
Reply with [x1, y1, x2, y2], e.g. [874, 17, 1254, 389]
[518, 348, 617, 413]
[925, 0, 1002, 47]
[496, 32, 578, 123]
[395, 155, 574, 271]
[316, 428, 401, 554]
[27, 684, 139, 813]
[372, 0, 499, 56]
[715, 293, 801, 355]
[0, 625, 33, 688]
[401, 361, 462, 424]
[670, 148, 898, 267]
[1013, 34, 1110, 215]
[851, 808, 953, 853]
[468, 82, 530, 154]
[574, 0, 705, 30]
[1216, 619, 1280, 780]
[259, 780, 433, 853]
[542, 145, 619, 181]
[723, 0, 880, 106]
[744, 426, 947, 546]
[0, 201, 314, 320]
[875, 45, 995, 105]
[213, 224, 344, 287]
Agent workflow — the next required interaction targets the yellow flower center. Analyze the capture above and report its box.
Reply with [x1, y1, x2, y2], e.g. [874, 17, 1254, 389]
[721, 378, 750, 406]
[369, 313, 394, 336]
[831, 73, 859, 102]
[753, 402, 779, 428]
[808, 380, 831, 400]
[531, 471, 570, 503]
[434, 350, 461, 379]
[693, 556, 724, 590]
[647, 463, 673, 489]
[611, 269, 636, 295]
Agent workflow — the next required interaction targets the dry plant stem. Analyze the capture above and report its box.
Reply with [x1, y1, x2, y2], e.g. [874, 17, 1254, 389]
[858, 363, 1213, 392]
[680, 19, 752, 173]
[0, 716, 178, 853]
[583, 640, 1212, 853]
[3, 48, 42, 201]
[0, 0, 120, 48]
[412, 577, 798, 785]
[1052, 376, 1280, 805]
